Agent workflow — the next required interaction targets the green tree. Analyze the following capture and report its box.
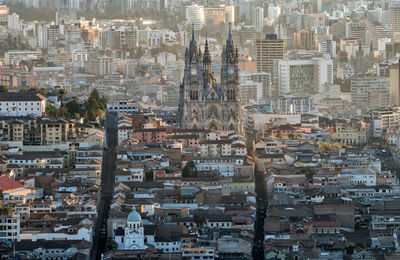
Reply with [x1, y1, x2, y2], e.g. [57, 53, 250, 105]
[66, 100, 81, 116]
[46, 102, 58, 117]
[0, 205, 13, 216]
[182, 161, 196, 178]
[105, 239, 118, 251]
[0, 85, 8, 92]
[193, 213, 205, 227]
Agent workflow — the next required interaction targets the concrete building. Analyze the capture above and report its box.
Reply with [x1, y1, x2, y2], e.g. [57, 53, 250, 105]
[390, 7, 400, 33]
[390, 63, 400, 106]
[186, 4, 205, 30]
[318, 39, 336, 58]
[350, 76, 390, 109]
[0, 213, 20, 242]
[37, 24, 49, 48]
[0, 92, 46, 117]
[372, 109, 399, 137]
[338, 168, 377, 187]
[253, 7, 264, 32]
[240, 81, 264, 104]
[255, 34, 285, 78]
[277, 58, 333, 96]
[7, 12, 20, 31]
[331, 122, 367, 145]
[4, 50, 42, 66]
[340, 38, 359, 60]
[107, 100, 139, 114]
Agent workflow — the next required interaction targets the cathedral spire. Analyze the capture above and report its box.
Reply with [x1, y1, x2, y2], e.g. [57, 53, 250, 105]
[190, 24, 196, 47]
[203, 38, 212, 73]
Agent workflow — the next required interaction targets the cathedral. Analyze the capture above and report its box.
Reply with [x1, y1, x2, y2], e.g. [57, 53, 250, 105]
[178, 28, 242, 132]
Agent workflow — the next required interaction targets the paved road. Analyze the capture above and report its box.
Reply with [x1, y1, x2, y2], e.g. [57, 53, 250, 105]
[91, 112, 118, 260]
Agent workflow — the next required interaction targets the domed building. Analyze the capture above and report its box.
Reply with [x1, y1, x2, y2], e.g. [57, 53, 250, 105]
[114, 207, 147, 250]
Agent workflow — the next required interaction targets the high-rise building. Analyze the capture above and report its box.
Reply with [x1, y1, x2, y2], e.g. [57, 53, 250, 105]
[340, 38, 359, 61]
[186, 4, 205, 30]
[294, 29, 315, 50]
[390, 7, 400, 33]
[178, 28, 242, 131]
[390, 62, 400, 106]
[318, 39, 337, 58]
[0, 5, 9, 23]
[253, 7, 264, 32]
[386, 41, 400, 61]
[37, 24, 49, 48]
[276, 58, 333, 96]
[351, 76, 390, 109]
[7, 13, 20, 32]
[255, 34, 284, 75]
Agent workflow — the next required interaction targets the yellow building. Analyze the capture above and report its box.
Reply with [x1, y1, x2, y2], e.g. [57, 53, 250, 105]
[38, 119, 75, 144]
[331, 122, 367, 145]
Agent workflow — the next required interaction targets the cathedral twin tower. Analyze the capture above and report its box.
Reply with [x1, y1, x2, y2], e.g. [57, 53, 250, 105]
[179, 28, 242, 132]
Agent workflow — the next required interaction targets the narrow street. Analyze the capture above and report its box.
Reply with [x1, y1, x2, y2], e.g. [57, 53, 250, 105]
[91, 112, 118, 260]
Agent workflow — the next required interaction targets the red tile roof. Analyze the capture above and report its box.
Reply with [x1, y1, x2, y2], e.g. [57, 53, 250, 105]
[0, 176, 25, 192]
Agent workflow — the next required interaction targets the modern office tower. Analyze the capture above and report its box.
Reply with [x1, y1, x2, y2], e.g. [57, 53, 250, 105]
[350, 24, 368, 44]
[351, 76, 390, 109]
[277, 58, 333, 96]
[204, 5, 234, 28]
[294, 29, 315, 50]
[253, 7, 264, 32]
[318, 39, 337, 58]
[49, 25, 60, 46]
[386, 41, 400, 61]
[37, 24, 49, 48]
[7, 13, 21, 32]
[186, 4, 205, 30]
[267, 5, 281, 22]
[255, 34, 284, 75]
[390, 62, 400, 106]
[390, 7, 400, 33]
[372, 26, 394, 49]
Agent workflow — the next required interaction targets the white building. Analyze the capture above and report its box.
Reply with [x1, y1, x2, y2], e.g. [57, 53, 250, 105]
[7, 12, 20, 31]
[115, 168, 144, 182]
[240, 81, 264, 104]
[4, 50, 42, 65]
[338, 168, 377, 187]
[107, 100, 139, 114]
[350, 76, 390, 109]
[372, 109, 399, 137]
[253, 7, 264, 32]
[192, 156, 245, 177]
[37, 24, 49, 48]
[0, 213, 20, 242]
[277, 57, 333, 95]
[115, 207, 147, 250]
[186, 4, 205, 30]
[0, 92, 46, 117]
[154, 237, 181, 253]
[318, 39, 336, 58]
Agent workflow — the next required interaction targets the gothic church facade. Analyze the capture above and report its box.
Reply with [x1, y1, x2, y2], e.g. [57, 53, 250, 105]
[178, 29, 242, 132]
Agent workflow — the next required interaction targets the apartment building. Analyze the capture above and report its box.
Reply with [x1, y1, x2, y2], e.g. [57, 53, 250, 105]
[0, 92, 46, 117]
